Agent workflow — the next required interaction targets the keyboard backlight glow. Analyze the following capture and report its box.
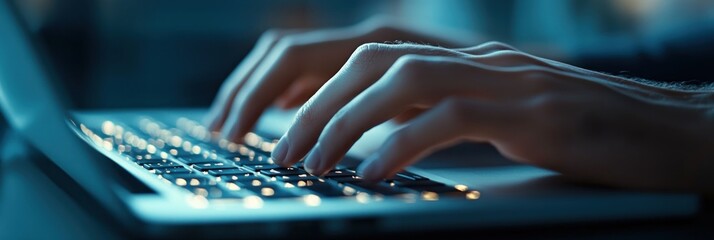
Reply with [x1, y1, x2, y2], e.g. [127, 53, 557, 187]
[191, 145, 202, 154]
[226, 183, 240, 191]
[175, 178, 187, 186]
[102, 140, 113, 151]
[188, 195, 209, 209]
[227, 142, 240, 152]
[422, 191, 439, 201]
[243, 196, 263, 209]
[182, 141, 192, 151]
[146, 144, 157, 154]
[454, 184, 469, 192]
[244, 132, 261, 147]
[343, 186, 356, 195]
[189, 179, 200, 186]
[170, 136, 182, 148]
[466, 191, 481, 200]
[261, 187, 275, 197]
[355, 192, 370, 204]
[251, 180, 262, 186]
[101, 121, 116, 135]
[303, 194, 321, 207]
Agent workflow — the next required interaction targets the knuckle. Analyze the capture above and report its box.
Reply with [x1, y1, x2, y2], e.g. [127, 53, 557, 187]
[479, 41, 514, 51]
[492, 49, 526, 59]
[352, 42, 390, 60]
[345, 43, 392, 69]
[388, 55, 433, 89]
[487, 50, 538, 65]
[394, 54, 431, 73]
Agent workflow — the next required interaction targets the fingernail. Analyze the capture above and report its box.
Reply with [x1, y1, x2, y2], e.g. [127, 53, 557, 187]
[272, 134, 289, 165]
[356, 154, 380, 181]
[304, 145, 322, 175]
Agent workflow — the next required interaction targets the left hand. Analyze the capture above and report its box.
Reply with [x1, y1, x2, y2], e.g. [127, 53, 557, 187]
[271, 41, 714, 193]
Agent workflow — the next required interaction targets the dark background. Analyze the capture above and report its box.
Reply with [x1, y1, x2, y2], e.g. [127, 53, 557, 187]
[8, 0, 714, 109]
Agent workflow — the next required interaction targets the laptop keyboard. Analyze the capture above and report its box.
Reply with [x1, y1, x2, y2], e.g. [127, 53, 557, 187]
[79, 117, 480, 202]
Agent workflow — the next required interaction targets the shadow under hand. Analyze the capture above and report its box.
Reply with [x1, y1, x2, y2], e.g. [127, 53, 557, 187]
[415, 142, 521, 169]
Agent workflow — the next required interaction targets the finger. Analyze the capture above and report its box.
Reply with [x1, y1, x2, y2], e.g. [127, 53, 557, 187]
[275, 75, 324, 109]
[392, 107, 427, 123]
[205, 30, 303, 132]
[357, 98, 519, 181]
[221, 27, 384, 142]
[273, 43, 467, 166]
[454, 41, 518, 55]
[220, 40, 302, 141]
[455, 42, 555, 69]
[301, 55, 523, 175]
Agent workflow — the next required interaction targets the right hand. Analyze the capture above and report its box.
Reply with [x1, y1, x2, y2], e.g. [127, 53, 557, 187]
[205, 17, 467, 142]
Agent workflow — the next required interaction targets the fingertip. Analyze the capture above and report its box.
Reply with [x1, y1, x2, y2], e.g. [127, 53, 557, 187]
[303, 146, 324, 176]
[271, 134, 289, 165]
[356, 154, 382, 182]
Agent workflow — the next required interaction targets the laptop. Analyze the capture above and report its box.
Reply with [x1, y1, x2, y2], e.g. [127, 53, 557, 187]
[0, 1, 700, 238]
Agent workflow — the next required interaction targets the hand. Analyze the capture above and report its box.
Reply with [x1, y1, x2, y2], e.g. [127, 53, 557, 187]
[205, 16, 472, 140]
[271, 41, 714, 193]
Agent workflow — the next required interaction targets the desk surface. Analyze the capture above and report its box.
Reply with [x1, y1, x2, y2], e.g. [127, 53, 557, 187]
[1, 130, 713, 239]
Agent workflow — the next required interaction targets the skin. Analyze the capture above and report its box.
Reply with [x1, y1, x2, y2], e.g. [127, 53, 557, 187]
[206, 18, 714, 194]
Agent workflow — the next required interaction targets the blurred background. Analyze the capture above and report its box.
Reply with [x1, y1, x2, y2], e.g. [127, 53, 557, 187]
[9, 0, 714, 109]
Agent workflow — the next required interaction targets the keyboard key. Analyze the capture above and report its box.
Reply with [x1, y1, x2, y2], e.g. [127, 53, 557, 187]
[243, 164, 281, 171]
[143, 162, 183, 170]
[161, 173, 216, 187]
[303, 182, 349, 197]
[192, 162, 238, 171]
[259, 167, 307, 176]
[208, 168, 252, 176]
[323, 169, 357, 178]
[408, 185, 463, 194]
[346, 182, 409, 196]
[237, 183, 297, 198]
[389, 171, 428, 181]
[329, 175, 364, 183]
[177, 155, 224, 164]
[389, 179, 444, 188]
[185, 185, 227, 199]
[227, 154, 273, 165]
[220, 174, 262, 183]
[270, 175, 320, 183]
[132, 153, 169, 161]
[274, 176, 324, 188]
[132, 158, 171, 165]
[166, 148, 201, 157]
[154, 167, 192, 174]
